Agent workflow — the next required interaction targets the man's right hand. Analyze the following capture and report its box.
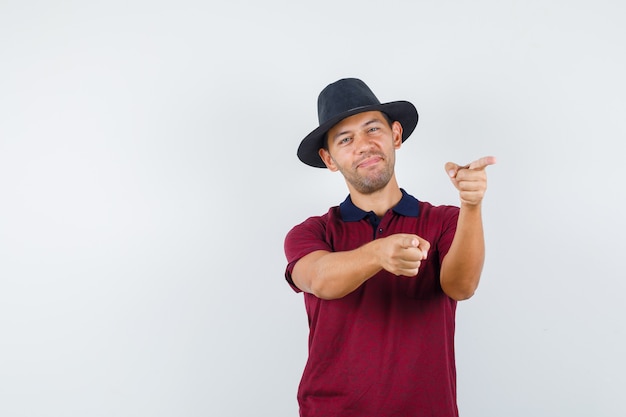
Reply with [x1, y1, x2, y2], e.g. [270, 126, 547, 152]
[377, 234, 430, 277]
[292, 233, 431, 299]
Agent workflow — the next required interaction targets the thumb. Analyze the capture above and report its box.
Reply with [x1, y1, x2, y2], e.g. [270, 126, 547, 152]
[416, 236, 430, 260]
[403, 236, 419, 248]
[444, 162, 461, 178]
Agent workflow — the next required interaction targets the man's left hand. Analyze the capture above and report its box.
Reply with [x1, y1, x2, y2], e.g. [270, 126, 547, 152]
[445, 156, 497, 206]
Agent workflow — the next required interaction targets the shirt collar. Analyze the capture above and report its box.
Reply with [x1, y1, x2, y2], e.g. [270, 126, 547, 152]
[339, 188, 420, 222]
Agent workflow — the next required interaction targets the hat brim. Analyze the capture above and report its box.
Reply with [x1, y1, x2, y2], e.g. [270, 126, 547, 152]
[297, 101, 418, 168]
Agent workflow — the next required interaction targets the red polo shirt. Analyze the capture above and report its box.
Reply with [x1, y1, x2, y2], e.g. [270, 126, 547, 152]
[284, 190, 460, 417]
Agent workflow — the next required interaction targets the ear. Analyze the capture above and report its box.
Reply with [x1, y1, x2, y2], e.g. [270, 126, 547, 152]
[391, 121, 403, 149]
[318, 148, 339, 172]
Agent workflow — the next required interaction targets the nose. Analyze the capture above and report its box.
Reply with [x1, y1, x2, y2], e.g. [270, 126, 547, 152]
[354, 132, 375, 154]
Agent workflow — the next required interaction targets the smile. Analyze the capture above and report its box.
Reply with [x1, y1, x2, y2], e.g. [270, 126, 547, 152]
[357, 155, 383, 169]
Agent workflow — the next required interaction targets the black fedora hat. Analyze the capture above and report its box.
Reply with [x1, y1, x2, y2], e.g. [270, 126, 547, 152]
[297, 78, 419, 168]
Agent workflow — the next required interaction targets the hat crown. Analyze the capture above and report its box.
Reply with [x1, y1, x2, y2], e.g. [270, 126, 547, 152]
[318, 78, 381, 125]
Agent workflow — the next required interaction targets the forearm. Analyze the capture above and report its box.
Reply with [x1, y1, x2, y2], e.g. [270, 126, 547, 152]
[292, 240, 384, 300]
[440, 203, 486, 300]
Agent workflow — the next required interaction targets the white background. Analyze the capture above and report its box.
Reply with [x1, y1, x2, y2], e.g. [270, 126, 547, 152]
[1, 0, 625, 416]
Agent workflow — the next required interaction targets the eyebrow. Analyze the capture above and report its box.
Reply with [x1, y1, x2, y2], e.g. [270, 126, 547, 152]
[332, 118, 384, 142]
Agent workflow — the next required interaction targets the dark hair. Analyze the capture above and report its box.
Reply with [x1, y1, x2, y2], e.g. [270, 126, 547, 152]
[322, 111, 394, 151]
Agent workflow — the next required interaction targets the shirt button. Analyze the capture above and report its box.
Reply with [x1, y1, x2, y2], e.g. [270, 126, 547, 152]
[378, 228, 383, 233]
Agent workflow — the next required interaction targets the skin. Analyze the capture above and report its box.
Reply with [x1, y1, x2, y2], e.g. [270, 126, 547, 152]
[291, 110, 496, 301]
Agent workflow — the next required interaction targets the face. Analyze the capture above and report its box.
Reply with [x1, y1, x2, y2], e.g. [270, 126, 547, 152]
[318, 111, 403, 195]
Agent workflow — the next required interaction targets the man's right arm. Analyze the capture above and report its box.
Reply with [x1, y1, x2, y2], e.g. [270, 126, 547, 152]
[291, 234, 430, 300]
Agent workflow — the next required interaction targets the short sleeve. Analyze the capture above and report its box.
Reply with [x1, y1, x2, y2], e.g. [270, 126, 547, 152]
[283, 214, 332, 293]
[433, 205, 460, 264]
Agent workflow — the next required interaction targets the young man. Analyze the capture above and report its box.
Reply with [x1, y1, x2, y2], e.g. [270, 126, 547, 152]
[284, 78, 495, 417]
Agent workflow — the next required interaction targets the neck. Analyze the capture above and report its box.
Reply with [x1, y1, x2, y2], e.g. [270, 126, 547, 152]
[347, 175, 402, 217]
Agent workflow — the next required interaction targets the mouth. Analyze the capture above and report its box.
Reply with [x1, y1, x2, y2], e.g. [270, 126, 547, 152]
[356, 155, 384, 169]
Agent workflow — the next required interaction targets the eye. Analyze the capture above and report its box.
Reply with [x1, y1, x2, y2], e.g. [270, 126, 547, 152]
[338, 136, 352, 145]
[368, 127, 379, 133]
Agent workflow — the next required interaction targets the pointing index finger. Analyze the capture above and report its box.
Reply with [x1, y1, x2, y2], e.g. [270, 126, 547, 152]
[468, 156, 497, 170]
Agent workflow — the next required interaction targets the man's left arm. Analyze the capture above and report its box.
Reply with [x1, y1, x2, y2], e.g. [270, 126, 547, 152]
[440, 156, 497, 301]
